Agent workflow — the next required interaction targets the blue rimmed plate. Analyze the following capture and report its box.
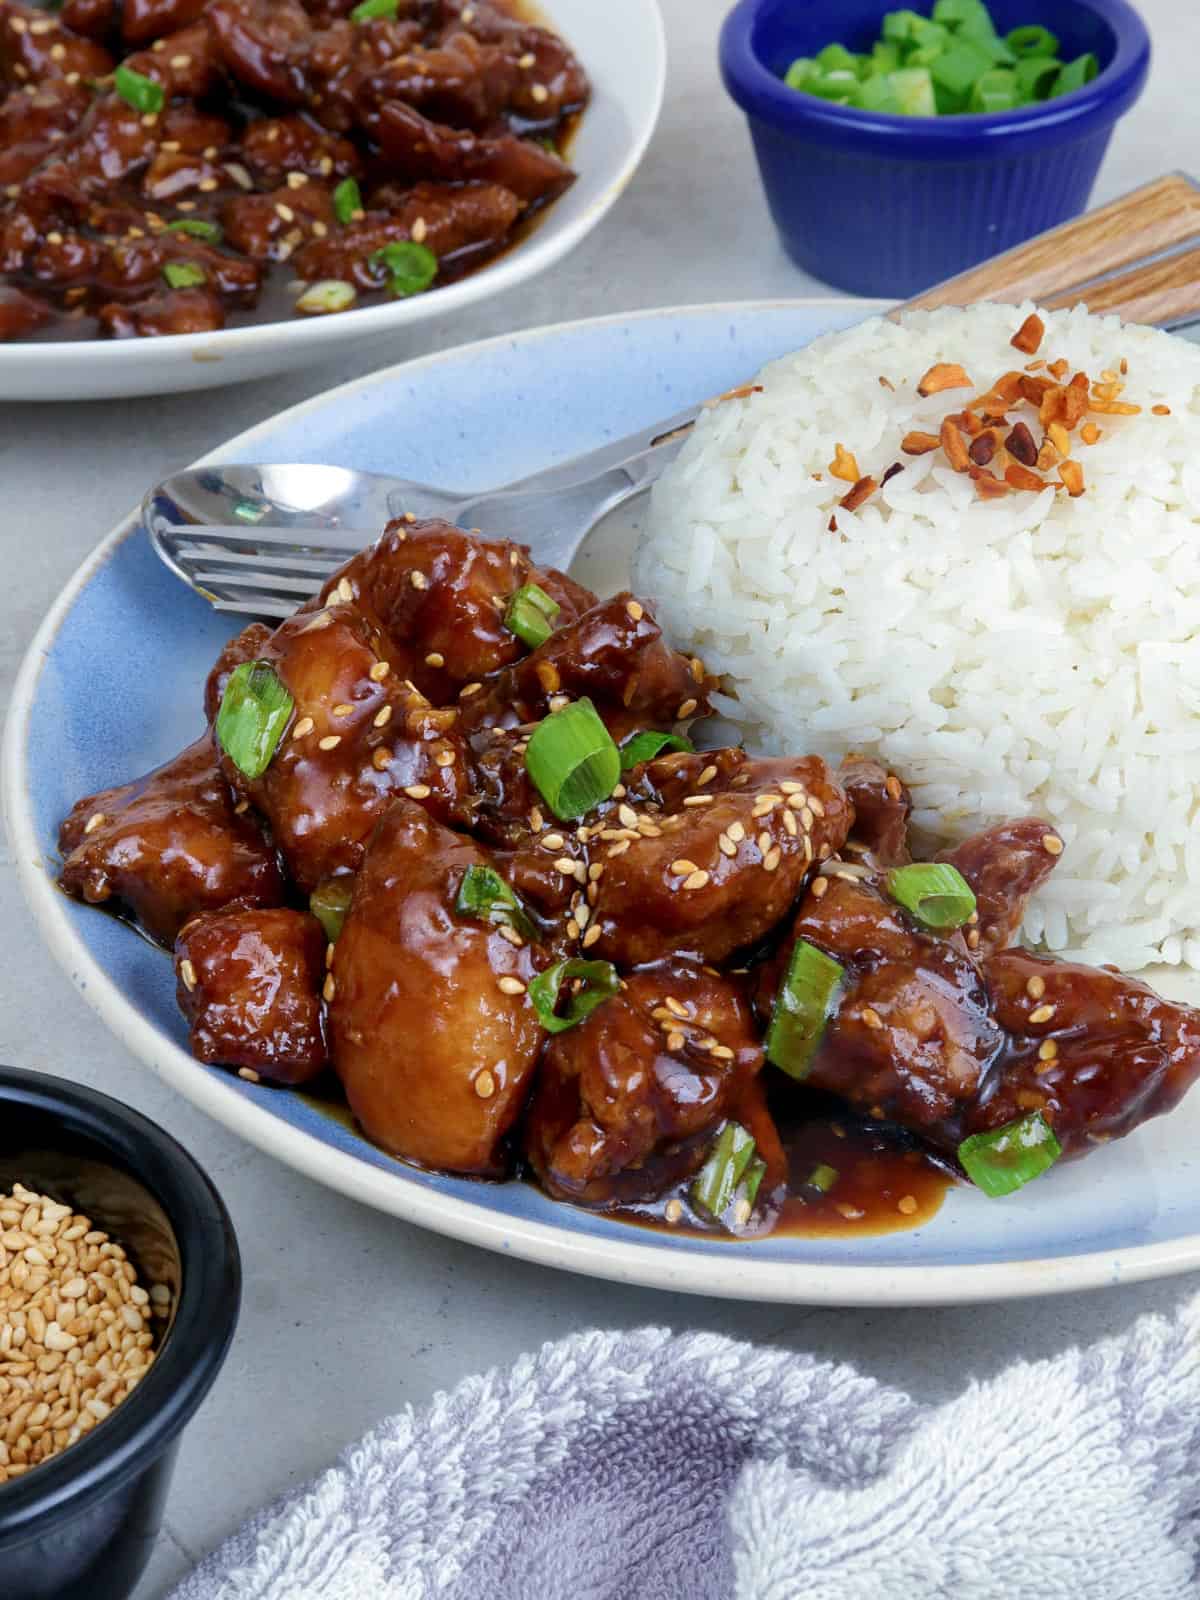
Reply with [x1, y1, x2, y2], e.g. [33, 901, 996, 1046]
[7, 299, 1200, 1305]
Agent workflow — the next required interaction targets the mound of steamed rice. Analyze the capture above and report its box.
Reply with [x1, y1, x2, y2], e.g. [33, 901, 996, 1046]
[634, 302, 1200, 972]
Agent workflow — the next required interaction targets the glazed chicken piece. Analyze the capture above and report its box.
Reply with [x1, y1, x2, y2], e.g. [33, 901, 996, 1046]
[760, 871, 1003, 1133]
[965, 951, 1200, 1158]
[121, 0, 210, 45]
[0, 76, 93, 186]
[313, 518, 594, 701]
[58, 733, 284, 945]
[0, 284, 50, 339]
[222, 178, 335, 263]
[839, 756, 912, 868]
[206, 0, 313, 106]
[175, 907, 328, 1085]
[427, 0, 590, 121]
[291, 182, 521, 288]
[0, 4, 114, 86]
[458, 593, 715, 745]
[363, 31, 520, 132]
[940, 819, 1064, 957]
[373, 101, 575, 207]
[97, 286, 227, 336]
[240, 114, 360, 188]
[303, 15, 425, 132]
[588, 749, 853, 967]
[526, 958, 777, 1209]
[328, 799, 549, 1176]
[215, 601, 471, 893]
[122, 20, 223, 100]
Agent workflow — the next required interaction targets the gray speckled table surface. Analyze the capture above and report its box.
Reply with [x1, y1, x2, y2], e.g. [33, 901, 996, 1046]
[1, 1, 1198, 1591]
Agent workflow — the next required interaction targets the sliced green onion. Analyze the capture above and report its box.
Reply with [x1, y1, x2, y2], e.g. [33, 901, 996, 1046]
[931, 0, 992, 26]
[887, 863, 976, 931]
[310, 878, 354, 944]
[350, 0, 398, 18]
[806, 69, 858, 102]
[958, 1111, 1062, 1197]
[454, 864, 536, 942]
[527, 958, 619, 1034]
[691, 1121, 757, 1221]
[114, 63, 165, 115]
[856, 73, 901, 112]
[870, 40, 901, 75]
[1007, 23, 1059, 59]
[162, 261, 206, 290]
[930, 38, 992, 99]
[814, 41, 862, 76]
[1051, 52, 1099, 98]
[525, 698, 620, 820]
[806, 1162, 840, 1193]
[295, 279, 357, 316]
[765, 940, 844, 1080]
[1015, 55, 1061, 101]
[617, 729, 695, 772]
[969, 66, 1018, 112]
[741, 1156, 767, 1211]
[883, 9, 924, 43]
[216, 661, 293, 781]
[332, 176, 362, 225]
[890, 65, 936, 115]
[166, 218, 222, 243]
[370, 240, 437, 298]
[503, 583, 560, 650]
[784, 56, 816, 90]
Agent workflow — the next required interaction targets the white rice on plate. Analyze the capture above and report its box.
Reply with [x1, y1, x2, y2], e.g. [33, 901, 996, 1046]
[634, 302, 1200, 971]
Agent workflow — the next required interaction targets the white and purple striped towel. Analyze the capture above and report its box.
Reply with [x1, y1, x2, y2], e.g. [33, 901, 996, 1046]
[172, 1298, 1200, 1600]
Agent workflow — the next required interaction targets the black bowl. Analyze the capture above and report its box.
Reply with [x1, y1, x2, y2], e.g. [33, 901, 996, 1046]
[0, 1066, 240, 1599]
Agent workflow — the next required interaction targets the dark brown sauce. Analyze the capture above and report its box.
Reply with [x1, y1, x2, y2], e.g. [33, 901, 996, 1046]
[296, 1076, 953, 1241]
[607, 1116, 952, 1242]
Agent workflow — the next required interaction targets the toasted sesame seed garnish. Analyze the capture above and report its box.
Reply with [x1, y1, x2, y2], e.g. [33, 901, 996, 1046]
[409, 215, 427, 243]
[540, 832, 566, 850]
[234, 798, 250, 814]
[664, 1198, 683, 1224]
[421, 652, 445, 670]
[566, 919, 580, 939]
[322, 974, 336, 1002]
[369, 660, 390, 682]
[682, 870, 710, 891]
[666, 1030, 685, 1051]
[618, 803, 638, 829]
[46, 230, 64, 245]
[179, 958, 197, 991]
[625, 600, 644, 622]
[763, 847, 782, 872]
[237, 1067, 261, 1085]
[300, 611, 333, 634]
[682, 795, 713, 807]
[497, 925, 524, 948]
[638, 820, 662, 837]
[966, 929, 981, 950]
[460, 682, 483, 699]
[170, 52, 192, 67]
[292, 716, 315, 740]
[757, 831, 772, 854]
[318, 735, 341, 751]
[782, 809, 798, 838]
[587, 863, 605, 882]
[497, 976, 526, 996]
[1029, 1004, 1056, 1025]
[861, 1007, 883, 1029]
[751, 795, 780, 818]
[711, 1044, 735, 1061]
[371, 747, 391, 771]
[1043, 834, 1064, 856]
[660, 997, 686, 1019]
[575, 904, 590, 929]
[836, 1202, 866, 1221]
[607, 840, 631, 858]
[332, 702, 353, 717]
[677, 699, 698, 719]
[531, 82, 550, 102]
[474, 1070, 496, 1100]
[582, 924, 603, 947]
[696, 764, 718, 787]
[519, 50, 537, 67]
[670, 858, 699, 876]
[369, 705, 392, 730]
[404, 784, 431, 800]
[83, 811, 107, 835]
[808, 796, 825, 818]
[811, 876, 829, 899]
[612, 784, 627, 799]
[1026, 976, 1046, 1000]
[727, 821, 746, 843]
[1038, 1039, 1058, 1063]
[897, 1194, 918, 1216]
[779, 782, 804, 796]
[967, 910, 979, 925]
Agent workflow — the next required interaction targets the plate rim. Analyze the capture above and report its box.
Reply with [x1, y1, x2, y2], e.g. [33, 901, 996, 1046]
[0, 0, 666, 379]
[8, 294, 1198, 1307]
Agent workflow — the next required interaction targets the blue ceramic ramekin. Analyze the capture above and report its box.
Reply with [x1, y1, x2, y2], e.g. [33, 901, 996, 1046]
[720, 0, 1151, 296]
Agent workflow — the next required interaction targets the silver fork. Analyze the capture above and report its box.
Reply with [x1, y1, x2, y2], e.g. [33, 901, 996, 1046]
[144, 401, 700, 619]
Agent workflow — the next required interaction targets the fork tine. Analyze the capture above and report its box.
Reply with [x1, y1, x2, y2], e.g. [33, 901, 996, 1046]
[169, 544, 344, 578]
[206, 593, 304, 619]
[159, 521, 374, 557]
[190, 567, 328, 598]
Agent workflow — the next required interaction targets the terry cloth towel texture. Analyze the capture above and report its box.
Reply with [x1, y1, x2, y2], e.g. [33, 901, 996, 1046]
[172, 1303, 1200, 1600]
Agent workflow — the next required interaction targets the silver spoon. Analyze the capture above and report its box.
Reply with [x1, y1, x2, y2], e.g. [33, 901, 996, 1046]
[144, 399, 700, 619]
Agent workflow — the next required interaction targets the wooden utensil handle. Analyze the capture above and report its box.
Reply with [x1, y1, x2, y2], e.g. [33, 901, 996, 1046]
[900, 173, 1200, 315]
[1039, 245, 1200, 325]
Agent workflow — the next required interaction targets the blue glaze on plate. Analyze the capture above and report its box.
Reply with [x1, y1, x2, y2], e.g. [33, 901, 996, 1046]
[11, 302, 1200, 1303]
